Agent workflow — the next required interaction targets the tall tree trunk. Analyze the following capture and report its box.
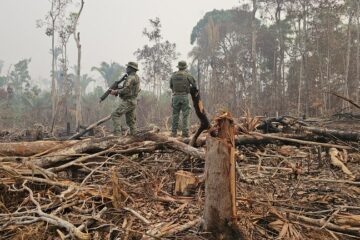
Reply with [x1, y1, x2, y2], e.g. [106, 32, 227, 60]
[73, 0, 84, 131]
[63, 44, 69, 127]
[302, 2, 309, 116]
[251, 0, 258, 114]
[344, 11, 353, 111]
[326, 13, 331, 113]
[197, 58, 201, 92]
[273, 51, 277, 116]
[297, 18, 302, 116]
[276, 0, 284, 115]
[356, 3, 360, 106]
[51, 19, 57, 131]
[75, 33, 82, 130]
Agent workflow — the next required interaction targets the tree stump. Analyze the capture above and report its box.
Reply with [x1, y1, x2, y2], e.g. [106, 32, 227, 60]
[175, 170, 198, 196]
[204, 112, 243, 239]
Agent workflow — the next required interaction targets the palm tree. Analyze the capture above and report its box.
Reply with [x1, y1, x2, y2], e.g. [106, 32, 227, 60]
[91, 62, 125, 87]
[80, 74, 95, 96]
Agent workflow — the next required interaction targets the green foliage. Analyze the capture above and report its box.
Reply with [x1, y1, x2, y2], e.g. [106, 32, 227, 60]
[8, 59, 31, 93]
[190, 9, 253, 45]
[91, 62, 125, 88]
[80, 74, 95, 96]
[135, 18, 178, 96]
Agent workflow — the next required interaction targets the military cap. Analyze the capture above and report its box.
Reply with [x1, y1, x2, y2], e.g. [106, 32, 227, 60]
[126, 61, 139, 71]
[177, 61, 187, 70]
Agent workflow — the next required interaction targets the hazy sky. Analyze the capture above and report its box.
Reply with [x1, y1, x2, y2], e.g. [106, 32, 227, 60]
[0, 0, 240, 88]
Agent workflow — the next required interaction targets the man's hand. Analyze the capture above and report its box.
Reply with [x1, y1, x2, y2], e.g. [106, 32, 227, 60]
[110, 89, 119, 96]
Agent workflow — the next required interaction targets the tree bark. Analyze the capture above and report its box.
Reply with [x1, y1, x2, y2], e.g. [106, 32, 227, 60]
[51, 18, 57, 132]
[251, 0, 258, 113]
[74, 0, 84, 130]
[0, 141, 78, 157]
[69, 114, 111, 140]
[344, 10, 353, 110]
[32, 136, 136, 168]
[0, 132, 205, 167]
[204, 113, 243, 239]
[303, 1, 309, 116]
[297, 17, 302, 116]
[356, 2, 360, 105]
[303, 126, 360, 142]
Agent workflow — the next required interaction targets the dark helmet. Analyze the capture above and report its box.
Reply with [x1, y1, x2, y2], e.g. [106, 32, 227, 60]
[126, 61, 139, 71]
[177, 61, 187, 70]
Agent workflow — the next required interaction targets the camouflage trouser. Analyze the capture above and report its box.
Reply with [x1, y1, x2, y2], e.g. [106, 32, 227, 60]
[112, 99, 137, 135]
[171, 95, 190, 136]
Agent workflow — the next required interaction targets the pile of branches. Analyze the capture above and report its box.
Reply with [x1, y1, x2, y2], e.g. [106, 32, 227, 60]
[0, 116, 359, 239]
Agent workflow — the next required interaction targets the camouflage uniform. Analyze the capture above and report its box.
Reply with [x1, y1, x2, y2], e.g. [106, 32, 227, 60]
[170, 61, 197, 137]
[112, 62, 140, 135]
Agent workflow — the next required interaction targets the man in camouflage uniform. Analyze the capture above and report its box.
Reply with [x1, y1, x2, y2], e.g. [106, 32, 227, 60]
[170, 61, 197, 137]
[110, 62, 141, 136]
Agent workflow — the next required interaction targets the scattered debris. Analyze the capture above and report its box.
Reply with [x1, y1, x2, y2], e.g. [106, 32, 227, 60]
[0, 115, 359, 239]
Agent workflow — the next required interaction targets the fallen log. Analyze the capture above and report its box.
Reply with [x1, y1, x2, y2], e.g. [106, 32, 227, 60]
[69, 115, 111, 140]
[24, 132, 204, 168]
[0, 140, 79, 157]
[287, 212, 360, 237]
[303, 126, 360, 142]
[330, 92, 360, 109]
[251, 132, 352, 150]
[33, 136, 137, 168]
[144, 132, 205, 160]
[185, 133, 317, 147]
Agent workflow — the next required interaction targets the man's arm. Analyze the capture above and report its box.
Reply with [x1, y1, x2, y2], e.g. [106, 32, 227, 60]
[188, 74, 197, 89]
[170, 76, 173, 91]
[118, 76, 133, 97]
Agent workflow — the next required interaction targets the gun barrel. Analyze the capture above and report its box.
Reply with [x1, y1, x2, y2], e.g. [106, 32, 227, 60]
[99, 89, 111, 102]
[99, 73, 128, 103]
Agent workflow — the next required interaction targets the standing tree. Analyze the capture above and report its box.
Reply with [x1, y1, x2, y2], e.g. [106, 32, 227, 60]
[80, 74, 95, 97]
[8, 59, 32, 94]
[57, 17, 74, 127]
[37, 0, 70, 125]
[135, 17, 178, 98]
[251, 0, 259, 114]
[70, 0, 84, 130]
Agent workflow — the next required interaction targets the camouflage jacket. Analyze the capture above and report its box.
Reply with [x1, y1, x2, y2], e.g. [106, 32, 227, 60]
[118, 72, 140, 100]
[170, 70, 197, 95]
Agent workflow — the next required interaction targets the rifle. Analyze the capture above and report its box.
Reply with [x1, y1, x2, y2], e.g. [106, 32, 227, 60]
[99, 73, 128, 102]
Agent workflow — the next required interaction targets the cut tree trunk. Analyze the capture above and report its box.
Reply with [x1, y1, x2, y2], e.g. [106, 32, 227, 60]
[175, 170, 198, 195]
[204, 112, 243, 239]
